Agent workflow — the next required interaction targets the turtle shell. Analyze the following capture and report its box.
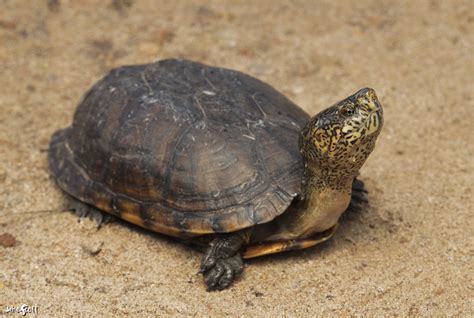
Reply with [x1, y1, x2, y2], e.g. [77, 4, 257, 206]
[49, 59, 310, 238]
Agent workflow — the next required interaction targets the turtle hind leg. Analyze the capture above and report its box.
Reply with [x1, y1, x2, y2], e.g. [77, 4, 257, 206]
[199, 230, 250, 291]
[68, 197, 116, 229]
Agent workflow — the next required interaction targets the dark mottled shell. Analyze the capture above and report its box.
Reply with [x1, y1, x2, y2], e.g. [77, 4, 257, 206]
[49, 59, 309, 237]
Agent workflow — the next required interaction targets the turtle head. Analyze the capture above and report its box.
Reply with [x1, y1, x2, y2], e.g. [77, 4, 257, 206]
[300, 88, 383, 174]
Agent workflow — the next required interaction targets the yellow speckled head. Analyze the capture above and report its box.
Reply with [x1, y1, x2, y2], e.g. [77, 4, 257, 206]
[300, 88, 384, 173]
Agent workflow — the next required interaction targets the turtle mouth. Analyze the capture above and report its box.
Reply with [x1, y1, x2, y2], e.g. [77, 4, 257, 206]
[368, 107, 383, 135]
[364, 93, 384, 136]
[346, 87, 384, 137]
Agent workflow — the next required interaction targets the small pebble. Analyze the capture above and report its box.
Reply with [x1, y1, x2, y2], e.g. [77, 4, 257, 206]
[0, 233, 16, 247]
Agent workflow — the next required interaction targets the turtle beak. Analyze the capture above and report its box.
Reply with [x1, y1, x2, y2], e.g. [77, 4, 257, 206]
[356, 87, 383, 113]
[355, 87, 384, 134]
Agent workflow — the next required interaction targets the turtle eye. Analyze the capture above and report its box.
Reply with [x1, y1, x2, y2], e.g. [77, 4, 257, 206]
[340, 107, 354, 117]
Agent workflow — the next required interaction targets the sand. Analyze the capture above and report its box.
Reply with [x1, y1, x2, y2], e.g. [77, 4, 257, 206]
[1, 0, 473, 316]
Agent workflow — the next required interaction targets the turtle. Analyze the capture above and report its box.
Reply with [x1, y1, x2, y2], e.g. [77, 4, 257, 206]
[48, 58, 383, 291]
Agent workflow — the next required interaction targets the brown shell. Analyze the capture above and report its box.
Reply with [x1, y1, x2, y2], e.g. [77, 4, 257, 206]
[49, 59, 309, 238]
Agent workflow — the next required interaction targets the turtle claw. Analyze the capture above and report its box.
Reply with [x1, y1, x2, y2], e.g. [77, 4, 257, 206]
[204, 261, 224, 290]
[69, 199, 115, 229]
[203, 254, 243, 291]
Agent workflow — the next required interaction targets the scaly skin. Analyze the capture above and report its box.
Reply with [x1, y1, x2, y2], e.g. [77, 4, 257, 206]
[264, 88, 383, 240]
[201, 88, 384, 290]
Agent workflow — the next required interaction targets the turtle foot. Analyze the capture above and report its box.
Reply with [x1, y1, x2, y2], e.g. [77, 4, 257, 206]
[199, 233, 246, 291]
[349, 178, 368, 210]
[69, 198, 115, 229]
[202, 253, 243, 291]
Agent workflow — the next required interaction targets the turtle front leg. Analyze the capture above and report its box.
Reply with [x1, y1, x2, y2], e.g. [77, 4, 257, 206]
[349, 178, 369, 211]
[199, 230, 251, 291]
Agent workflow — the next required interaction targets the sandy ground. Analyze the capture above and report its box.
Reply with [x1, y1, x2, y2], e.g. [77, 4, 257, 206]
[1, 0, 473, 316]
